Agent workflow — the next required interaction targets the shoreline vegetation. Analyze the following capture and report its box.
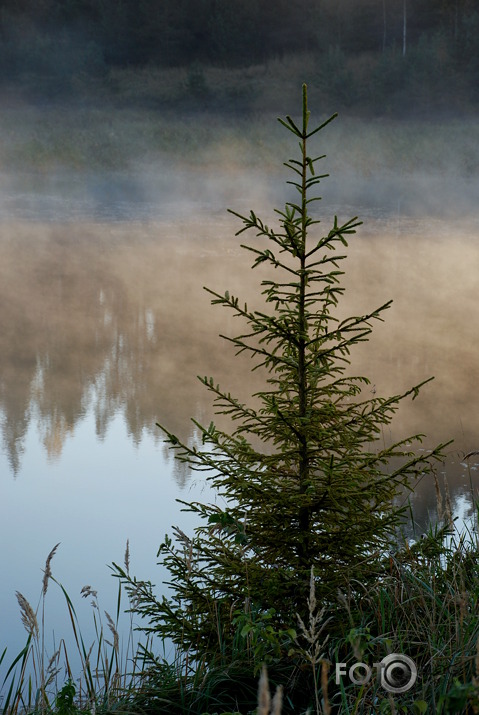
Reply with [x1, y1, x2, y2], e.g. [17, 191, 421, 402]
[0, 59, 477, 203]
[2, 84, 479, 714]
[1, 86, 479, 227]
[3, 507, 479, 714]
[4, 51, 479, 120]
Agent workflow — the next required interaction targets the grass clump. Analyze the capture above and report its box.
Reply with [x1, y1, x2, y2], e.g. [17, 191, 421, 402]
[1, 541, 147, 715]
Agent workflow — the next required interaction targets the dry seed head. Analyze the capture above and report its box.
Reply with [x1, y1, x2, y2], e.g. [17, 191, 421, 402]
[46, 649, 60, 674]
[45, 657, 61, 687]
[296, 586, 329, 654]
[296, 612, 310, 644]
[257, 665, 271, 715]
[42, 542, 60, 596]
[172, 526, 191, 547]
[84, 641, 94, 671]
[16, 591, 39, 638]
[271, 684, 283, 715]
[128, 585, 141, 609]
[434, 472, 443, 522]
[443, 475, 454, 527]
[124, 539, 130, 576]
[81, 585, 98, 600]
[105, 611, 119, 652]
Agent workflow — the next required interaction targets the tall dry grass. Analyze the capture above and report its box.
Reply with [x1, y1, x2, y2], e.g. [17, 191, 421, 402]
[1, 540, 148, 715]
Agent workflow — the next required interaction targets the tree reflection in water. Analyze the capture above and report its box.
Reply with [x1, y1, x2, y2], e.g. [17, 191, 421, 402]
[0, 217, 479, 529]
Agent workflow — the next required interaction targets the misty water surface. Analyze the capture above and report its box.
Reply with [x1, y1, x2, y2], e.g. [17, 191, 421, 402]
[1, 165, 479, 683]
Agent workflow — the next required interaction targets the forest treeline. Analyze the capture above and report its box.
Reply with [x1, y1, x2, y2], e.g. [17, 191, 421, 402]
[1, 0, 478, 113]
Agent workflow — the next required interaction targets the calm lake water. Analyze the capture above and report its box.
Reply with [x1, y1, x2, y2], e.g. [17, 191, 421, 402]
[1, 166, 479, 687]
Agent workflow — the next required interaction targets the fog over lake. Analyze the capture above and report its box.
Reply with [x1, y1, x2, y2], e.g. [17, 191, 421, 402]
[1, 158, 479, 682]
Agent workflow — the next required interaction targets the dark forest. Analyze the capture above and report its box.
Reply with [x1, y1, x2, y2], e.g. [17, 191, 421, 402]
[1, 0, 478, 114]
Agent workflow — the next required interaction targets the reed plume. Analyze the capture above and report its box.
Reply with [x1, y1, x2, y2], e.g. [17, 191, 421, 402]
[105, 611, 119, 654]
[124, 539, 130, 577]
[16, 591, 39, 639]
[42, 542, 60, 596]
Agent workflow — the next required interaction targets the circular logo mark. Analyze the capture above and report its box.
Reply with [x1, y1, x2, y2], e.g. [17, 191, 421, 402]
[380, 654, 417, 693]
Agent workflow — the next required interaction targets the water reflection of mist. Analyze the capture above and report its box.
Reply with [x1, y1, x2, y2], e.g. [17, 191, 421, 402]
[1, 216, 479, 525]
[0, 219, 261, 475]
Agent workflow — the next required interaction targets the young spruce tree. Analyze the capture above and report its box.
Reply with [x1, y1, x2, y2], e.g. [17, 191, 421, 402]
[117, 85, 446, 667]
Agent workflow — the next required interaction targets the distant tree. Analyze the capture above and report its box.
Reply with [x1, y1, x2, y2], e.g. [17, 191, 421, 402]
[382, 0, 387, 51]
[205, 0, 259, 65]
